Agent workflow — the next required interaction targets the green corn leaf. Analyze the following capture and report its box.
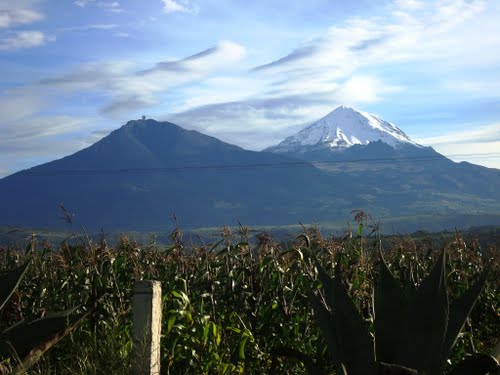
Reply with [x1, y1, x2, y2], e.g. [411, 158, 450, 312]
[357, 223, 363, 237]
[441, 265, 490, 365]
[0, 261, 31, 311]
[238, 332, 250, 360]
[167, 315, 177, 334]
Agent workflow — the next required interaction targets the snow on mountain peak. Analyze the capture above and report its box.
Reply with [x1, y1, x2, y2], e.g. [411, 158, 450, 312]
[267, 106, 421, 153]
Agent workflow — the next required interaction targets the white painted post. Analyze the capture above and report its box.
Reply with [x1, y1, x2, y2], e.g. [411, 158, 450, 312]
[132, 280, 162, 375]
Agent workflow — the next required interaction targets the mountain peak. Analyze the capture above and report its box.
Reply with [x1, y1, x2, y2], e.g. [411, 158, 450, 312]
[266, 105, 421, 154]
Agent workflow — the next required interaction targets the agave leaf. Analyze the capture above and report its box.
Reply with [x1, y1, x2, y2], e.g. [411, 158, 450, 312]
[447, 354, 499, 375]
[0, 261, 31, 311]
[491, 340, 500, 362]
[375, 250, 449, 374]
[313, 258, 376, 375]
[378, 362, 418, 374]
[374, 254, 407, 364]
[441, 265, 490, 365]
[307, 285, 342, 370]
[0, 307, 88, 371]
[270, 347, 327, 375]
[404, 249, 449, 374]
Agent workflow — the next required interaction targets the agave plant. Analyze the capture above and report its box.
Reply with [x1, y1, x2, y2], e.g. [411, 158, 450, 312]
[304, 249, 499, 375]
[0, 261, 88, 374]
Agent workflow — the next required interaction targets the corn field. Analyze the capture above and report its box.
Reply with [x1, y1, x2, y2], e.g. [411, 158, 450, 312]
[0, 222, 498, 374]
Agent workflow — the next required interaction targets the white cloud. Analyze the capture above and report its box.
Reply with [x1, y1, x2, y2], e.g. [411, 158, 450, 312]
[0, 93, 46, 122]
[336, 76, 405, 105]
[0, 31, 52, 50]
[73, 0, 89, 7]
[113, 31, 129, 38]
[182, 40, 246, 71]
[394, 0, 423, 10]
[253, 0, 495, 91]
[61, 23, 119, 32]
[97, 1, 123, 13]
[0, 8, 43, 28]
[415, 123, 500, 146]
[432, 0, 485, 31]
[162, 0, 197, 14]
[73, 0, 124, 13]
[426, 142, 500, 169]
[168, 102, 319, 150]
[441, 79, 500, 97]
[414, 122, 500, 168]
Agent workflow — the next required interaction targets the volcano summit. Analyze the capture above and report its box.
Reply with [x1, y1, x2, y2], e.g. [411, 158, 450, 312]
[265, 106, 422, 155]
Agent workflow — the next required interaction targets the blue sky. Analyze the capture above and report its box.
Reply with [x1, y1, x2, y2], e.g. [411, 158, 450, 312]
[1, 0, 500, 177]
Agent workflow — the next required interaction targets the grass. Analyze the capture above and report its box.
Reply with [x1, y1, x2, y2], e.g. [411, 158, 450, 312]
[0, 219, 498, 374]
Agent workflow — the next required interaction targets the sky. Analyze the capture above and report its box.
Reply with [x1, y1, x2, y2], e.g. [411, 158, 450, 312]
[1, 0, 500, 178]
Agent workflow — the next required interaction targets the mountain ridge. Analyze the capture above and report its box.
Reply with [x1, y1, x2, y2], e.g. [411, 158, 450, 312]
[1, 113, 499, 232]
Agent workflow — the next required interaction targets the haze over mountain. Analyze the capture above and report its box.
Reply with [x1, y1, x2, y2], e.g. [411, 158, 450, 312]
[1, 109, 499, 232]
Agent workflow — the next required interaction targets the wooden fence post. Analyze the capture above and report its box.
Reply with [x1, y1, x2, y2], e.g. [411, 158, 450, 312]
[132, 280, 162, 375]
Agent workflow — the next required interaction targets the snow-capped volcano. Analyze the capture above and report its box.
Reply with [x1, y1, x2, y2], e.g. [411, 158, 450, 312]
[266, 106, 421, 153]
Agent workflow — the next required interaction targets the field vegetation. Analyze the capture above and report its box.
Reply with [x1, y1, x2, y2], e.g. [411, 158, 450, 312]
[0, 215, 498, 374]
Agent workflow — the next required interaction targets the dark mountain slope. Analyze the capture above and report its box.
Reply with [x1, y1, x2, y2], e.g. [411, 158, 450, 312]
[0, 119, 342, 230]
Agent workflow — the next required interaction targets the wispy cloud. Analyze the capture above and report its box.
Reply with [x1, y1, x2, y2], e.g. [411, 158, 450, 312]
[0, 30, 52, 50]
[162, 0, 197, 14]
[97, 1, 123, 13]
[394, 0, 423, 10]
[0, 115, 100, 177]
[61, 23, 119, 32]
[37, 41, 246, 116]
[73, 0, 124, 13]
[261, 1, 488, 71]
[73, 0, 89, 8]
[0, 92, 46, 122]
[415, 122, 500, 168]
[140, 41, 245, 74]
[0, 1, 51, 51]
[336, 76, 405, 105]
[416, 124, 500, 146]
[0, 8, 43, 28]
